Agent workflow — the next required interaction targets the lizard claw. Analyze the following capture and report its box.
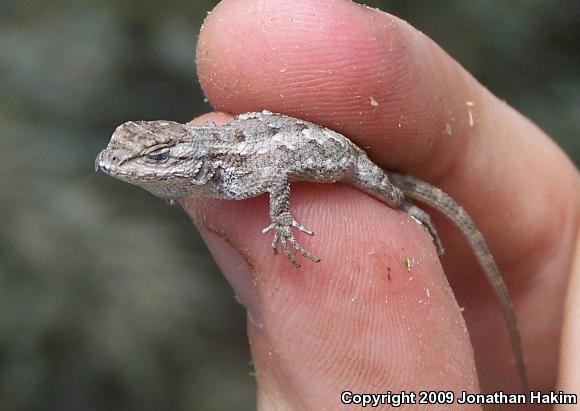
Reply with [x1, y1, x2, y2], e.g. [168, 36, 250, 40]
[262, 224, 275, 235]
[271, 231, 280, 255]
[291, 221, 314, 236]
[262, 213, 320, 267]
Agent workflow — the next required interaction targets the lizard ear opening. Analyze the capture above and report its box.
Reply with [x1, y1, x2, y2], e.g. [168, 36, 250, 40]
[191, 160, 214, 185]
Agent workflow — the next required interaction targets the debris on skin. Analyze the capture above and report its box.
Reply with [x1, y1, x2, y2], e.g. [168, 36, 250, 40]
[403, 256, 413, 271]
[370, 96, 379, 107]
[443, 123, 452, 135]
[466, 101, 475, 126]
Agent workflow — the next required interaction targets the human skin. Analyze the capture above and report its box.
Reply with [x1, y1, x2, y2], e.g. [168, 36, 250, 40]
[179, 0, 580, 409]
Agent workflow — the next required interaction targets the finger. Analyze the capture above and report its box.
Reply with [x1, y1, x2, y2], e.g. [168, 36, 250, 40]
[184, 112, 479, 400]
[181, 165, 480, 409]
[197, 0, 576, 266]
[196, 0, 579, 392]
[557, 230, 580, 392]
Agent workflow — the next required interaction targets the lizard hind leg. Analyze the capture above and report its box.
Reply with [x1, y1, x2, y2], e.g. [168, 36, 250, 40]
[400, 200, 445, 256]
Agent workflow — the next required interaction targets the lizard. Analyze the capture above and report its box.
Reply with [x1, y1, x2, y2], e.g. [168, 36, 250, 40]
[95, 109, 527, 389]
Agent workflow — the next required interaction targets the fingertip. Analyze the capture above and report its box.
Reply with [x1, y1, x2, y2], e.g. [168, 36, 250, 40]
[189, 111, 233, 125]
[182, 183, 479, 401]
[196, 0, 476, 173]
[200, 226, 264, 328]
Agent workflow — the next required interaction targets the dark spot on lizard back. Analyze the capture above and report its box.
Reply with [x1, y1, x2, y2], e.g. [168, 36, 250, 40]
[294, 122, 309, 133]
[267, 125, 280, 136]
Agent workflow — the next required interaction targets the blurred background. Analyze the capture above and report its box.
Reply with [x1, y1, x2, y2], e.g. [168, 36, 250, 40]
[1, 0, 578, 410]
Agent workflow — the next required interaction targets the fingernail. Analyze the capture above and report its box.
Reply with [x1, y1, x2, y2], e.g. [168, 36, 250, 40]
[201, 230, 263, 328]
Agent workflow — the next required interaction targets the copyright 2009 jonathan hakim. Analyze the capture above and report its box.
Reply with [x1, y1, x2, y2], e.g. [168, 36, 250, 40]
[340, 390, 577, 407]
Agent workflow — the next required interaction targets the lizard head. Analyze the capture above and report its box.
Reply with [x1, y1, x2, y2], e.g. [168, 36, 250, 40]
[96, 120, 213, 199]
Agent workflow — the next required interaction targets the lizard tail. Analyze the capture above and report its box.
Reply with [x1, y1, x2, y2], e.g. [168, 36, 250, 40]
[389, 172, 528, 390]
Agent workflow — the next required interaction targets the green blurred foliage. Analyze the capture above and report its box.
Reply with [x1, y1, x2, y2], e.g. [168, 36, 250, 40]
[0, 0, 578, 410]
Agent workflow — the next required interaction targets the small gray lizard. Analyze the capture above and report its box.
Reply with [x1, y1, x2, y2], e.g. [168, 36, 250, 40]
[96, 110, 527, 389]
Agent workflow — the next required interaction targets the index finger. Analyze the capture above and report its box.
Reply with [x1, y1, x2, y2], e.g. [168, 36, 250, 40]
[196, 0, 577, 268]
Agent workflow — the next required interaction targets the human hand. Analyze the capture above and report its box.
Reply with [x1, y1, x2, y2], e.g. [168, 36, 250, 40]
[181, 0, 579, 409]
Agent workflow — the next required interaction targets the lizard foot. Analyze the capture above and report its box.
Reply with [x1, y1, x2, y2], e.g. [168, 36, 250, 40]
[262, 212, 321, 267]
[400, 201, 445, 256]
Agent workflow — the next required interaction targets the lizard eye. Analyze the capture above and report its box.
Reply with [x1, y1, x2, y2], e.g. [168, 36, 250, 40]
[144, 150, 170, 164]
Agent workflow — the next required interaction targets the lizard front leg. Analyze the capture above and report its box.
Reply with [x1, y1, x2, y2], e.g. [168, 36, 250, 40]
[261, 179, 321, 267]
